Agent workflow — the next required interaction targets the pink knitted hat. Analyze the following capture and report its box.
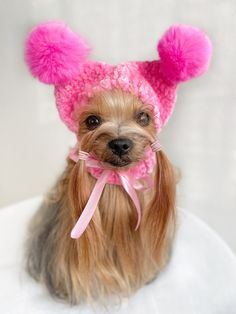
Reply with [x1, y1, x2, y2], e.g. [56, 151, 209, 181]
[25, 21, 212, 133]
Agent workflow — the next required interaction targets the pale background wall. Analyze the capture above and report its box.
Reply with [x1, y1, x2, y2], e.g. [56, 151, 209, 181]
[0, 0, 236, 252]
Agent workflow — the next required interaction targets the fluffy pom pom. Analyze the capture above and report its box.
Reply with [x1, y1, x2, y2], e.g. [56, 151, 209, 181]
[158, 25, 212, 83]
[25, 21, 90, 84]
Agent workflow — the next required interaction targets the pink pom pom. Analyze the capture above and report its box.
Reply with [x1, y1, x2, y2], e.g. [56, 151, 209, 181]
[158, 25, 212, 83]
[25, 21, 90, 84]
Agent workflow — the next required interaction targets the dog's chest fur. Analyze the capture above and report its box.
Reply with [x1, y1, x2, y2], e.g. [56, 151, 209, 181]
[26, 155, 175, 304]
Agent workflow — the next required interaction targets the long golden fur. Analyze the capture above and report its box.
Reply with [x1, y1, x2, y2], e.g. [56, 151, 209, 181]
[26, 90, 177, 304]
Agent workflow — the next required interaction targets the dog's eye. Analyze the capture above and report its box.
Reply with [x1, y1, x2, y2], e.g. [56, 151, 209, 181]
[85, 115, 101, 130]
[136, 112, 150, 126]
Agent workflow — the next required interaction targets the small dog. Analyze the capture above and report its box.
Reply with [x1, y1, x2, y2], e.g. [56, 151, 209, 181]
[24, 22, 211, 304]
[26, 89, 176, 304]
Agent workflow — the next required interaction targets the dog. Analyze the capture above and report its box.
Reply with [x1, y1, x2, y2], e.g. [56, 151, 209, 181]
[24, 22, 211, 304]
[26, 89, 176, 304]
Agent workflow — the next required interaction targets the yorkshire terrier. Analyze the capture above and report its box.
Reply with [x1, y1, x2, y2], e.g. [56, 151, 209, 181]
[24, 22, 212, 304]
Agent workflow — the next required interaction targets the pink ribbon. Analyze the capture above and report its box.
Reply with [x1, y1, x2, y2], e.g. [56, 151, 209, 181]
[69, 140, 161, 239]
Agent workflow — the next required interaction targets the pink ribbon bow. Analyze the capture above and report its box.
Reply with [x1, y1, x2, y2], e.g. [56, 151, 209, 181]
[69, 140, 161, 239]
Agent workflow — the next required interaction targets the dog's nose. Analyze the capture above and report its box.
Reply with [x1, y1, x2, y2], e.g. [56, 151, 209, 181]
[108, 138, 133, 156]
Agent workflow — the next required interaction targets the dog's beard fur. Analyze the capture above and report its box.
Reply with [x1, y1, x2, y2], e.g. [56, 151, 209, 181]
[25, 90, 177, 305]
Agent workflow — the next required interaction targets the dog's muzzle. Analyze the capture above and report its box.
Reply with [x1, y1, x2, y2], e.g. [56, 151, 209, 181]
[68, 139, 161, 239]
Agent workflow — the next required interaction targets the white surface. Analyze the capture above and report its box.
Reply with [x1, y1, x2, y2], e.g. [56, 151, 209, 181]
[0, 198, 236, 314]
[0, 1, 236, 250]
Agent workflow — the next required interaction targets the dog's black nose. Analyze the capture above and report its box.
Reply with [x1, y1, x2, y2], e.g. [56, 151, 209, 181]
[108, 138, 133, 156]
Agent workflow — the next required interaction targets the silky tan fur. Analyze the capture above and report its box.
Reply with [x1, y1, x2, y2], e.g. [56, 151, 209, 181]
[26, 90, 177, 305]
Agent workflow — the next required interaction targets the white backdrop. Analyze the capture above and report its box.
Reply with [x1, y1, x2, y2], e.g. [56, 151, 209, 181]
[0, 0, 236, 253]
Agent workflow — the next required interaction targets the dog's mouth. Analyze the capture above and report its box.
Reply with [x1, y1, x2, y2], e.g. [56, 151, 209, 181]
[104, 157, 132, 168]
[107, 159, 131, 167]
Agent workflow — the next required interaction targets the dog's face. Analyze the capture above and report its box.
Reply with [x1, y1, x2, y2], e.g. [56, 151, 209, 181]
[76, 90, 156, 169]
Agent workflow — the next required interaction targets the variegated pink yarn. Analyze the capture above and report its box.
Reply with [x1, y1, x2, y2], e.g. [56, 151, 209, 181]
[55, 62, 163, 132]
[25, 22, 212, 132]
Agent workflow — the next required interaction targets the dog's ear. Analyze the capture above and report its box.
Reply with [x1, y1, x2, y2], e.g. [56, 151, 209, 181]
[141, 150, 176, 267]
[25, 21, 90, 85]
